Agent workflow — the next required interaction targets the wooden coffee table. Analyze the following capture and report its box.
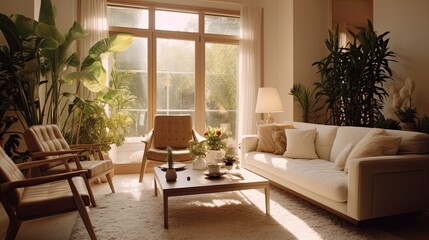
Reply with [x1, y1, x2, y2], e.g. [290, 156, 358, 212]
[153, 164, 270, 228]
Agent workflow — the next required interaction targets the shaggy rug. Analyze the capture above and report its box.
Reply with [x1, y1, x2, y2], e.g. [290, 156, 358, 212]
[70, 186, 398, 240]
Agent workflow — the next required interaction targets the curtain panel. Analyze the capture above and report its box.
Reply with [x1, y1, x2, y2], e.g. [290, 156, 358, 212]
[238, 4, 262, 140]
[79, 0, 109, 100]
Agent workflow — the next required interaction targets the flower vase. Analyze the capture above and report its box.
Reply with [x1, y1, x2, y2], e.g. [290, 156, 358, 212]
[165, 168, 177, 181]
[193, 156, 207, 170]
[206, 150, 224, 164]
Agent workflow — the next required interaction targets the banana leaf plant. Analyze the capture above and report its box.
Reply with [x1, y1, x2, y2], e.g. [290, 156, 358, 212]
[0, 0, 133, 160]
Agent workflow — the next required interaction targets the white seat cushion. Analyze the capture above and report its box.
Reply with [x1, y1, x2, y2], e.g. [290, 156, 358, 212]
[246, 152, 348, 202]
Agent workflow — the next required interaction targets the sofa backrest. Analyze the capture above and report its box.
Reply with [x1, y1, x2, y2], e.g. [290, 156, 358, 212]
[384, 129, 429, 154]
[331, 126, 429, 161]
[292, 122, 339, 161]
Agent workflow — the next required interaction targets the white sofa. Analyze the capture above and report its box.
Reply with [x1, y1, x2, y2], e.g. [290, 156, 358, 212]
[241, 122, 429, 224]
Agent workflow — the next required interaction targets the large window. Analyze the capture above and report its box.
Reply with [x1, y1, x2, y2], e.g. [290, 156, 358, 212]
[107, 3, 239, 146]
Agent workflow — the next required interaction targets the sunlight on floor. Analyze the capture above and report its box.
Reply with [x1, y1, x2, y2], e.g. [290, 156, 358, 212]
[239, 189, 323, 240]
[189, 198, 243, 208]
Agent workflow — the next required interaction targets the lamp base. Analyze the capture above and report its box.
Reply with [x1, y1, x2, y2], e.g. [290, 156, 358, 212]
[266, 113, 274, 124]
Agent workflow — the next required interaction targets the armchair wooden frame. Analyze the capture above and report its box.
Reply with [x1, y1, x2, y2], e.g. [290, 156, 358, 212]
[0, 155, 97, 240]
[138, 115, 205, 182]
[24, 124, 115, 207]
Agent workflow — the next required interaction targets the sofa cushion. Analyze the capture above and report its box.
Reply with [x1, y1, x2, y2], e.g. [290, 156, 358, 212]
[272, 129, 287, 155]
[246, 152, 348, 202]
[385, 129, 429, 154]
[283, 128, 318, 159]
[344, 129, 401, 172]
[330, 126, 373, 162]
[292, 122, 339, 161]
[333, 143, 353, 171]
[256, 123, 294, 153]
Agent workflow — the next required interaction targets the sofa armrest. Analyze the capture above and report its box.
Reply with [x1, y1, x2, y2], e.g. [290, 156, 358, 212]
[347, 154, 429, 220]
[240, 135, 259, 167]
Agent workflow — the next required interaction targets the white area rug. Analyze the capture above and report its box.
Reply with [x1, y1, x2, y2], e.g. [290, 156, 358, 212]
[70, 186, 398, 240]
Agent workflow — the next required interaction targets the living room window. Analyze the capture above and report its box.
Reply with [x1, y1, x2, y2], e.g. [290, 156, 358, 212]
[107, 3, 240, 146]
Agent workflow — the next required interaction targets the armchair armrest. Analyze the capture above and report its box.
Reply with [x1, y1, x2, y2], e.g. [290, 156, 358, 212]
[69, 143, 106, 149]
[31, 150, 83, 159]
[142, 130, 154, 145]
[16, 155, 78, 170]
[347, 154, 429, 220]
[0, 170, 88, 191]
[69, 143, 106, 160]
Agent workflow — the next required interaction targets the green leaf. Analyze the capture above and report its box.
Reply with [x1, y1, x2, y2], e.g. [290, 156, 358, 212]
[65, 61, 106, 92]
[0, 13, 21, 52]
[39, 0, 56, 26]
[10, 14, 36, 39]
[81, 34, 133, 70]
[35, 22, 64, 46]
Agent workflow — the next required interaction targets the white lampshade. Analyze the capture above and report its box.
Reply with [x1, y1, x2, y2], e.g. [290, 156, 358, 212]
[255, 87, 283, 123]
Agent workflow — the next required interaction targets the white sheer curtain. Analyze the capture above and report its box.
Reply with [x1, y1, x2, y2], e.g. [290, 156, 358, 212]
[79, 0, 109, 99]
[238, 4, 262, 140]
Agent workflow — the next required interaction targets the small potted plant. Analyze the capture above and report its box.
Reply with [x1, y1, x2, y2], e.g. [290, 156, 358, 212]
[204, 126, 227, 164]
[188, 140, 207, 170]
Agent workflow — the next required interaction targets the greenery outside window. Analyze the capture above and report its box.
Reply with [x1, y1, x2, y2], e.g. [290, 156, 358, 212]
[107, 3, 240, 154]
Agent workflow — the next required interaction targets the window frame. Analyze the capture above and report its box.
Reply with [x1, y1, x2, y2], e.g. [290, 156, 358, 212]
[107, 1, 240, 135]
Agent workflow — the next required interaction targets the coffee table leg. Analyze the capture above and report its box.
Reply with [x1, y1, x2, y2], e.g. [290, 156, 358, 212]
[164, 195, 169, 228]
[154, 178, 157, 196]
[265, 186, 270, 215]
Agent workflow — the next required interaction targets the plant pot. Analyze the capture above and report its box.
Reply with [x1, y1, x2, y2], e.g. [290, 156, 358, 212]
[193, 156, 207, 170]
[165, 168, 177, 181]
[206, 150, 224, 164]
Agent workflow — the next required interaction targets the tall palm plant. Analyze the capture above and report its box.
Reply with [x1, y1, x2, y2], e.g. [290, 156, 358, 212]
[313, 20, 395, 127]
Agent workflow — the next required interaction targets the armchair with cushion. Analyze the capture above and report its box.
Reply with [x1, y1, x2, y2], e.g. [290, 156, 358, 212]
[139, 114, 205, 182]
[23, 124, 115, 206]
[0, 147, 96, 240]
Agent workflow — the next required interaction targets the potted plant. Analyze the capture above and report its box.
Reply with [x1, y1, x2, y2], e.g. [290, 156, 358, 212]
[188, 140, 207, 170]
[0, 0, 134, 159]
[204, 126, 227, 164]
[313, 21, 395, 127]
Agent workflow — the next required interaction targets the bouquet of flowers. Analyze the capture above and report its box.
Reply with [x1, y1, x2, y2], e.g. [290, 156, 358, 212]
[204, 126, 227, 150]
[188, 140, 207, 157]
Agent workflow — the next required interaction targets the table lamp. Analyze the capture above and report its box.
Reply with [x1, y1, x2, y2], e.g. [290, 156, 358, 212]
[255, 87, 283, 123]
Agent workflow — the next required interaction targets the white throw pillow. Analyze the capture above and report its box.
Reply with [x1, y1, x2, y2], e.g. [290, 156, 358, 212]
[344, 128, 402, 172]
[283, 128, 318, 159]
[333, 143, 353, 171]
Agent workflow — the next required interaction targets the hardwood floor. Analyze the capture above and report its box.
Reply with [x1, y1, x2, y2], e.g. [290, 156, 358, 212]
[1, 173, 428, 239]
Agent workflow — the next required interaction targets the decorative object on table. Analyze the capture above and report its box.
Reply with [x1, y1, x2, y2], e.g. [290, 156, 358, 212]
[188, 140, 207, 170]
[165, 146, 177, 181]
[205, 163, 227, 178]
[205, 126, 227, 164]
[392, 77, 417, 130]
[255, 87, 284, 124]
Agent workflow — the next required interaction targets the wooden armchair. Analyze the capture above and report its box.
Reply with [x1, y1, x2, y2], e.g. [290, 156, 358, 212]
[24, 124, 115, 206]
[0, 147, 96, 240]
[139, 114, 205, 182]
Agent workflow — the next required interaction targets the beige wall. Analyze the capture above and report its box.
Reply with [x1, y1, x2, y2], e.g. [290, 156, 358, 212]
[0, 0, 35, 45]
[260, 0, 329, 122]
[374, 0, 429, 119]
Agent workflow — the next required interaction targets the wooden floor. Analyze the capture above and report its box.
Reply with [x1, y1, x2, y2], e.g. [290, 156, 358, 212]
[1, 173, 429, 240]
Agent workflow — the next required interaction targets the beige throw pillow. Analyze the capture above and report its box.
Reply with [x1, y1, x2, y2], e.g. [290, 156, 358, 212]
[272, 129, 287, 155]
[344, 128, 402, 172]
[256, 124, 293, 153]
[333, 143, 353, 171]
[283, 128, 318, 159]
